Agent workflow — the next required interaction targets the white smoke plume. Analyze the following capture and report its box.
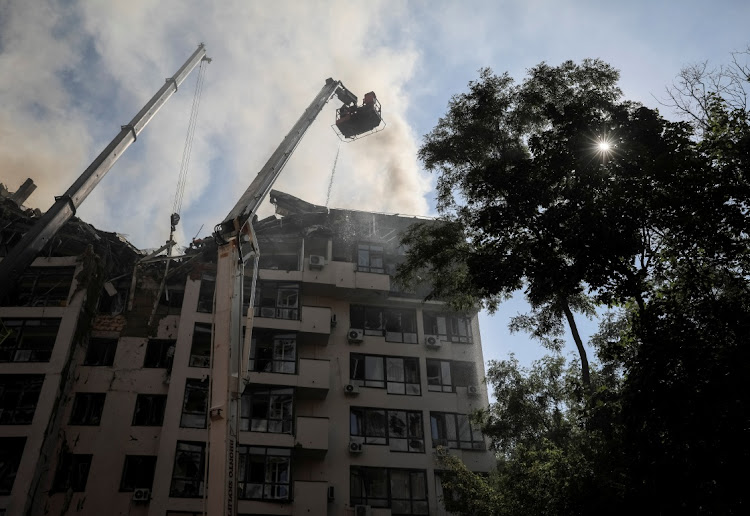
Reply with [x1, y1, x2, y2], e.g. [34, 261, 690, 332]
[0, 0, 430, 249]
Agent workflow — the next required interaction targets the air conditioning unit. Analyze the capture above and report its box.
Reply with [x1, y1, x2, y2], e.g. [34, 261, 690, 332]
[344, 383, 360, 396]
[354, 505, 372, 516]
[132, 488, 151, 502]
[467, 385, 480, 397]
[347, 329, 364, 344]
[349, 440, 364, 454]
[308, 255, 326, 270]
[260, 307, 276, 318]
[424, 335, 441, 349]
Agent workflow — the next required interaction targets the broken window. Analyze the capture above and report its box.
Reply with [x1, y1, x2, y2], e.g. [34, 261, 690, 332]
[350, 306, 418, 343]
[249, 331, 296, 374]
[350, 353, 421, 395]
[0, 374, 44, 425]
[53, 453, 92, 492]
[196, 272, 215, 313]
[0, 318, 60, 363]
[423, 312, 473, 343]
[237, 446, 291, 501]
[190, 323, 212, 368]
[258, 238, 301, 271]
[70, 393, 106, 425]
[132, 394, 167, 426]
[180, 378, 208, 429]
[97, 277, 129, 315]
[350, 407, 424, 452]
[253, 282, 299, 320]
[2, 267, 74, 307]
[120, 455, 157, 491]
[170, 441, 205, 498]
[240, 387, 293, 433]
[84, 337, 117, 366]
[426, 360, 477, 393]
[143, 339, 175, 368]
[0, 437, 26, 495]
[430, 412, 485, 450]
[158, 282, 185, 314]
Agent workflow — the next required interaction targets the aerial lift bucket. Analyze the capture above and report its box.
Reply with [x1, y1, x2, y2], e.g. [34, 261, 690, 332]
[334, 91, 384, 140]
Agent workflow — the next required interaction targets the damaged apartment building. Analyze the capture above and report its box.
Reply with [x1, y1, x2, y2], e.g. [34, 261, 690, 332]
[0, 184, 494, 516]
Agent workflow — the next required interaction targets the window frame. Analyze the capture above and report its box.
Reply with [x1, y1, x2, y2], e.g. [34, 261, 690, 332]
[350, 407, 425, 453]
[423, 311, 473, 343]
[350, 305, 418, 343]
[426, 359, 478, 393]
[350, 353, 421, 396]
[2, 266, 74, 307]
[240, 386, 294, 433]
[0, 374, 44, 425]
[53, 453, 93, 492]
[143, 339, 175, 368]
[196, 272, 216, 313]
[0, 318, 60, 363]
[84, 337, 118, 366]
[132, 394, 167, 426]
[249, 332, 297, 374]
[236, 446, 292, 501]
[350, 466, 429, 515]
[190, 323, 212, 368]
[357, 243, 385, 274]
[119, 455, 157, 492]
[253, 282, 300, 320]
[0, 437, 26, 495]
[69, 393, 106, 426]
[180, 378, 208, 429]
[170, 441, 206, 498]
[429, 412, 485, 450]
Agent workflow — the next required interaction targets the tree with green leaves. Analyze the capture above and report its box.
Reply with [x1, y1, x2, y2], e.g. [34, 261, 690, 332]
[403, 54, 750, 514]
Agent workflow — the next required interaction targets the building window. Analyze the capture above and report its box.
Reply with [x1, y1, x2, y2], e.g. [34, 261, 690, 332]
[84, 337, 117, 366]
[423, 312, 473, 343]
[350, 467, 428, 515]
[0, 318, 60, 362]
[170, 441, 205, 498]
[258, 238, 301, 271]
[143, 339, 175, 368]
[350, 306, 418, 343]
[357, 243, 384, 273]
[181, 379, 208, 429]
[196, 272, 215, 313]
[237, 446, 291, 501]
[70, 393, 105, 425]
[0, 437, 26, 495]
[426, 360, 477, 393]
[158, 283, 185, 314]
[430, 412, 485, 450]
[253, 282, 300, 320]
[350, 353, 421, 395]
[350, 407, 424, 452]
[190, 323, 211, 368]
[0, 374, 44, 424]
[250, 331, 296, 374]
[132, 394, 167, 426]
[240, 387, 293, 433]
[53, 453, 92, 492]
[2, 266, 74, 307]
[120, 455, 157, 491]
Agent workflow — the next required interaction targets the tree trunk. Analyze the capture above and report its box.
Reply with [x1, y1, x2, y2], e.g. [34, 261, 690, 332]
[562, 301, 591, 390]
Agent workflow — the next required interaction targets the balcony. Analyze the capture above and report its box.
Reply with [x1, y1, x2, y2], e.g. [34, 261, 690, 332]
[294, 416, 329, 458]
[246, 358, 329, 399]
[253, 306, 332, 336]
[238, 416, 329, 458]
[301, 260, 391, 292]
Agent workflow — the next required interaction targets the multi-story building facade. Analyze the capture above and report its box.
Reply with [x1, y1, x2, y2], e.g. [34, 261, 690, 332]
[0, 187, 494, 516]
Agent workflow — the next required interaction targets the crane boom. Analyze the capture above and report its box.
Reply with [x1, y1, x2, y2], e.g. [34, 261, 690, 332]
[207, 78, 381, 516]
[0, 44, 209, 295]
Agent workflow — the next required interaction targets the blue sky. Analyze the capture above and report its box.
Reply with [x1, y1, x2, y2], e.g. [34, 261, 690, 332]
[2, 0, 748, 372]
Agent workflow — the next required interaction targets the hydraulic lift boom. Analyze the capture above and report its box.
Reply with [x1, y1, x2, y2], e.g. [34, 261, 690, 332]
[207, 78, 381, 516]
